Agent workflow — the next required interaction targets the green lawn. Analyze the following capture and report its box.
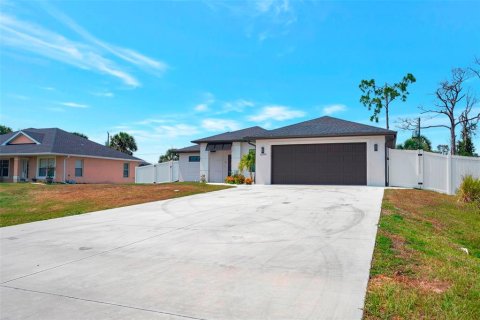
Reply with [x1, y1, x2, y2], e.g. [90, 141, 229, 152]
[0, 182, 231, 227]
[364, 189, 480, 319]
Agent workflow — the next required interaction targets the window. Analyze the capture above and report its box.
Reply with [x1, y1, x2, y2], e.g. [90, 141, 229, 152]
[38, 158, 55, 177]
[0, 160, 9, 177]
[123, 163, 129, 178]
[189, 156, 200, 162]
[75, 160, 84, 177]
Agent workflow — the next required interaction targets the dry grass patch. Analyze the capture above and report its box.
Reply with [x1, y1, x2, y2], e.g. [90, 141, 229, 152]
[0, 182, 231, 227]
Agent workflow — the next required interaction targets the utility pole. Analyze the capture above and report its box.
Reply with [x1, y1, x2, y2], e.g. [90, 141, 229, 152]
[417, 117, 421, 138]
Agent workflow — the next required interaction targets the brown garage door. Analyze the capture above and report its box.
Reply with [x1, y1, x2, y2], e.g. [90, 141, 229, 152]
[271, 143, 367, 185]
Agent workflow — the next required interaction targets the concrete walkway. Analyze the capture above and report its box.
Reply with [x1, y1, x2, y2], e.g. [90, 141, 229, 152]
[1, 185, 384, 320]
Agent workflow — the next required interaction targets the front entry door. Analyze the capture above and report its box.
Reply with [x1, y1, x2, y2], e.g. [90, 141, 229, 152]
[228, 155, 232, 176]
[20, 159, 29, 181]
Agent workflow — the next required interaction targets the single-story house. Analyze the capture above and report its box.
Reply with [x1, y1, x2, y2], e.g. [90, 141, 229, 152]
[176, 116, 396, 186]
[0, 128, 143, 183]
[173, 144, 201, 182]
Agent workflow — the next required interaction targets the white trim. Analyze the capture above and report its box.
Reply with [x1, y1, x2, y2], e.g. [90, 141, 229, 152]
[37, 156, 56, 179]
[0, 152, 142, 162]
[1, 131, 41, 146]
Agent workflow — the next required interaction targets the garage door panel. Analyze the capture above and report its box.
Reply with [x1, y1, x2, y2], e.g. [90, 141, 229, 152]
[271, 143, 367, 185]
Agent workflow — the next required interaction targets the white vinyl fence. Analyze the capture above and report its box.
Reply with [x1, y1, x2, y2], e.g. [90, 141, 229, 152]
[388, 149, 480, 195]
[135, 161, 179, 184]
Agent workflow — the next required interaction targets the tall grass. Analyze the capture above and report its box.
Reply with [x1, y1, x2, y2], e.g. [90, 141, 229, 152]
[457, 175, 480, 206]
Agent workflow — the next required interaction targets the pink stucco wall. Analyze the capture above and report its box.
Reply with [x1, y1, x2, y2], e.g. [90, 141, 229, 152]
[9, 134, 35, 144]
[56, 156, 138, 183]
[0, 155, 139, 184]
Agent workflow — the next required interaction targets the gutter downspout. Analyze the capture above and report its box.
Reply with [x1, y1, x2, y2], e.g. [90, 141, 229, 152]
[63, 157, 67, 183]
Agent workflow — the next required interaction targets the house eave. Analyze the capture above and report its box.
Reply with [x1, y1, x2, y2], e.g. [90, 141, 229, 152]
[0, 152, 143, 162]
[246, 132, 397, 140]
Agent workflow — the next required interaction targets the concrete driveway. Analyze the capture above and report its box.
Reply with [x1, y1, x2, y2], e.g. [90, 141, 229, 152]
[1, 185, 383, 320]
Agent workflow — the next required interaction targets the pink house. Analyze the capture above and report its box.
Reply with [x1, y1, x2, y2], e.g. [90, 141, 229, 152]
[0, 128, 143, 183]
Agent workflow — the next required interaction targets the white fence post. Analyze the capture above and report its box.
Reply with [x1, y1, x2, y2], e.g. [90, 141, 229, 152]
[153, 164, 157, 184]
[417, 149, 424, 189]
[446, 154, 452, 195]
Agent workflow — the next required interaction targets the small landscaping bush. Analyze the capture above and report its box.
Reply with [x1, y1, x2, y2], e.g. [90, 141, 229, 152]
[245, 178, 253, 185]
[233, 173, 245, 184]
[225, 176, 235, 184]
[224, 174, 246, 184]
[457, 175, 480, 206]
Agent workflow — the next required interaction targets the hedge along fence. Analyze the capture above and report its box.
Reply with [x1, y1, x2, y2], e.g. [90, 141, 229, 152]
[388, 149, 480, 195]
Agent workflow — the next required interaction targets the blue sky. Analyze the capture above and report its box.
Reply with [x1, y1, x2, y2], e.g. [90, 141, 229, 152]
[1, 0, 479, 162]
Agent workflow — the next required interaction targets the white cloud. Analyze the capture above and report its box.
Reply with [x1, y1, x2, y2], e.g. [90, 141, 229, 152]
[222, 99, 255, 113]
[8, 94, 29, 100]
[195, 104, 208, 112]
[193, 92, 215, 112]
[0, 6, 167, 87]
[46, 107, 65, 112]
[134, 118, 172, 125]
[206, 1, 297, 42]
[92, 91, 114, 98]
[60, 102, 89, 108]
[153, 124, 200, 138]
[202, 119, 241, 132]
[249, 105, 305, 122]
[322, 104, 347, 115]
[41, 4, 168, 74]
[126, 119, 199, 139]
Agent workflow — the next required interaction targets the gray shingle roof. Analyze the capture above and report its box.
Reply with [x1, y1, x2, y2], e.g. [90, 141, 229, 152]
[173, 145, 200, 153]
[191, 126, 268, 143]
[0, 128, 142, 161]
[245, 116, 396, 139]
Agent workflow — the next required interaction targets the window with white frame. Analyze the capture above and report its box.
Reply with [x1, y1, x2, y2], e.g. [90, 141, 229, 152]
[38, 158, 55, 177]
[75, 160, 84, 177]
[123, 163, 129, 178]
[0, 159, 9, 177]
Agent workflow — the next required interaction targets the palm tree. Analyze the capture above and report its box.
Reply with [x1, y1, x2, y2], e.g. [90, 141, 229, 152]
[398, 135, 432, 151]
[109, 132, 138, 155]
[159, 148, 179, 163]
[0, 125, 12, 135]
[238, 151, 255, 179]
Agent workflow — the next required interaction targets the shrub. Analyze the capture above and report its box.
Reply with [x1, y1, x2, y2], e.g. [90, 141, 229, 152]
[245, 178, 253, 185]
[233, 173, 245, 184]
[457, 175, 480, 206]
[200, 174, 206, 184]
[225, 176, 235, 184]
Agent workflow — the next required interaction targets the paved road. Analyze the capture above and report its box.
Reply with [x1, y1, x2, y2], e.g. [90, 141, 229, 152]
[1, 185, 384, 320]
